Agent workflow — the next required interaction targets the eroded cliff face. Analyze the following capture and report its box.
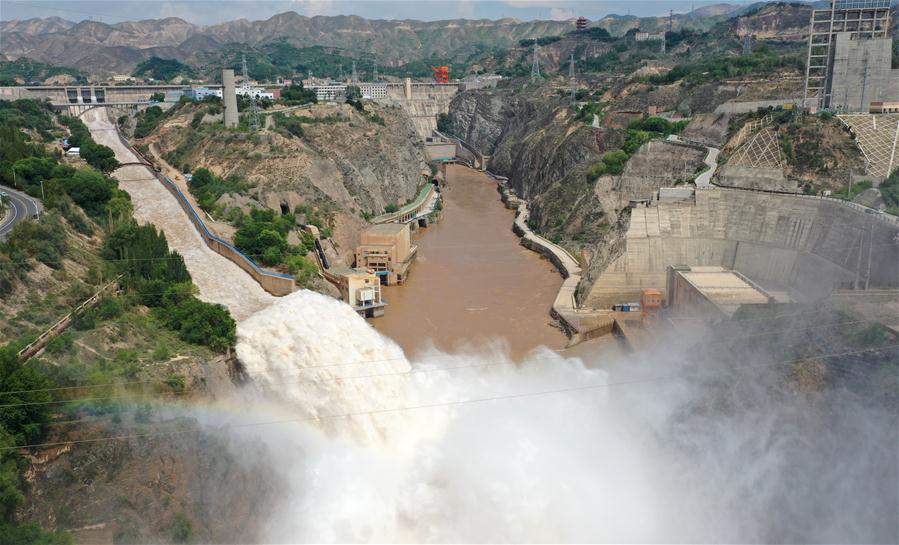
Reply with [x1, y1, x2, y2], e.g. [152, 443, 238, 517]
[447, 88, 622, 244]
[153, 102, 427, 217]
[445, 86, 630, 305]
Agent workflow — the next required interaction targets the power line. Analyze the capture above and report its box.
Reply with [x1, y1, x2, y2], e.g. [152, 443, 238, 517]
[4, 344, 894, 452]
[0, 318, 886, 410]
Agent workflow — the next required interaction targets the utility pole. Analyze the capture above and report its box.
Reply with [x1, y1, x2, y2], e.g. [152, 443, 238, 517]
[39, 180, 45, 202]
[531, 43, 541, 81]
[242, 55, 259, 131]
[568, 53, 576, 104]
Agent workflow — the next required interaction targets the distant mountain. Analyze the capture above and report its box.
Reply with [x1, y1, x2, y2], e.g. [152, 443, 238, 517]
[0, 13, 576, 76]
[0, 5, 819, 79]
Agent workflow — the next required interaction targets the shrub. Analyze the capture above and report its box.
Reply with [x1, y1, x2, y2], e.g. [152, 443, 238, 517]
[286, 254, 318, 286]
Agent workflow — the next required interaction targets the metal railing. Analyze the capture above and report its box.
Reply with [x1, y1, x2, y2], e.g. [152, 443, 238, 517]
[113, 125, 296, 295]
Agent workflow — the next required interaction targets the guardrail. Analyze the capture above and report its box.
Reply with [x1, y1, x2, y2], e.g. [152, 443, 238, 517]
[113, 126, 296, 296]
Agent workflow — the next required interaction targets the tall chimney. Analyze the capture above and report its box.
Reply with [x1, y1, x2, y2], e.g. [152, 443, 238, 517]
[222, 69, 238, 128]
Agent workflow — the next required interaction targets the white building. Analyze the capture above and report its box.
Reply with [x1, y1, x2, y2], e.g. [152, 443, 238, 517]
[236, 85, 274, 100]
[186, 87, 223, 101]
[309, 82, 388, 101]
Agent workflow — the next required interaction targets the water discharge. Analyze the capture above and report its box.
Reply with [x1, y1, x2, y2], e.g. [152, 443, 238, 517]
[231, 290, 896, 543]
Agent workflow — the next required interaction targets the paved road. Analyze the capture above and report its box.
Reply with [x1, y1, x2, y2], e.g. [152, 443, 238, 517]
[0, 185, 43, 239]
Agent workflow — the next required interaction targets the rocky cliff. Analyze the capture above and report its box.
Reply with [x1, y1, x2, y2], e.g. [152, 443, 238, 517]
[445, 83, 727, 305]
[446, 86, 630, 305]
[147, 101, 428, 263]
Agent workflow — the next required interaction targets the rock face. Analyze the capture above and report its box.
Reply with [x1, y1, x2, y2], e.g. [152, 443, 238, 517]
[446, 86, 631, 305]
[150, 101, 428, 263]
[446, 87, 622, 246]
[24, 416, 283, 543]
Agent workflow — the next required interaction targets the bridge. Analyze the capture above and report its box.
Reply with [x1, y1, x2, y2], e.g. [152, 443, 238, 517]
[1, 84, 203, 105]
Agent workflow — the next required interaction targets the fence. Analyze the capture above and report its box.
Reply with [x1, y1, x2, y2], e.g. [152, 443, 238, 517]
[113, 126, 296, 296]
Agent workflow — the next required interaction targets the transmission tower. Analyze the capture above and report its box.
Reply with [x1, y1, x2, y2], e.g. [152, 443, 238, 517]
[372, 62, 378, 82]
[568, 53, 576, 104]
[531, 43, 541, 81]
[242, 55, 259, 131]
[351, 61, 359, 85]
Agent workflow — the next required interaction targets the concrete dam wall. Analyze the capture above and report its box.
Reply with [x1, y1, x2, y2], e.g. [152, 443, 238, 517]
[584, 188, 899, 307]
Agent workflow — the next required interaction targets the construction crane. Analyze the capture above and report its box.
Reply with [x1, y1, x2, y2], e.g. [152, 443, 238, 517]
[432, 66, 450, 83]
[241, 54, 259, 131]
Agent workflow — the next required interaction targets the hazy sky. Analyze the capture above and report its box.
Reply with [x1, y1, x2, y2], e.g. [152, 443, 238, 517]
[1, 0, 772, 25]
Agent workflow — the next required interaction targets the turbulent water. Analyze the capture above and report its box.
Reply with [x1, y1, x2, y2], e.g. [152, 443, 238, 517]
[228, 290, 896, 543]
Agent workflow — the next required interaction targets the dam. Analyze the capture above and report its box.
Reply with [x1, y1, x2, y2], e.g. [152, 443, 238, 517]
[585, 187, 899, 308]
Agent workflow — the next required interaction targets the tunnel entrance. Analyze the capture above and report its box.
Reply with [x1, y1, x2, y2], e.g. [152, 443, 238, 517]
[280, 202, 290, 215]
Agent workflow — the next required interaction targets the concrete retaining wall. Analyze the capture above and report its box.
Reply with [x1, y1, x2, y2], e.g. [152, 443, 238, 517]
[113, 128, 296, 296]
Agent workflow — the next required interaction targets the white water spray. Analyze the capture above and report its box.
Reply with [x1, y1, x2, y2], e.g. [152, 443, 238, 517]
[229, 290, 895, 543]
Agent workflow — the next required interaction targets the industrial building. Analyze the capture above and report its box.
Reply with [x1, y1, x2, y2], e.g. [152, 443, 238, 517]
[236, 85, 275, 100]
[665, 265, 777, 319]
[331, 266, 386, 318]
[308, 82, 388, 102]
[804, 0, 899, 112]
[354, 223, 417, 285]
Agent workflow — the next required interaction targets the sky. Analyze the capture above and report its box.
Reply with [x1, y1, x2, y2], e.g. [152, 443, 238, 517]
[0, 0, 771, 25]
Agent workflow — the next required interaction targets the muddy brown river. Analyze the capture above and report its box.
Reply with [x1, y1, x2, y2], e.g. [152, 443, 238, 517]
[373, 164, 566, 360]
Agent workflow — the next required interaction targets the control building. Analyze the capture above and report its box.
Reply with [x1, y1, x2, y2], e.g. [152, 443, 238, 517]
[804, 0, 898, 112]
[354, 223, 417, 285]
[665, 265, 780, 319]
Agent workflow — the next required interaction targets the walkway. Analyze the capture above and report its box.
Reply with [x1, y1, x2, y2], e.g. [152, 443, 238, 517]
[81, 108, 273, 321]
[506, 189, 614, 343]
[668, 134, 720, 188]
[0, 185, 43, 239]
[371, 183, 436, 224]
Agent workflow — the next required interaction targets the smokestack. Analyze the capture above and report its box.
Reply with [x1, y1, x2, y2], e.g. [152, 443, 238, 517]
[223, 69, 238, 128]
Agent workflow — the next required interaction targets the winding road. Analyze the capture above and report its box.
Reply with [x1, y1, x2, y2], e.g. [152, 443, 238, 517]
[0, 185, 43, 239]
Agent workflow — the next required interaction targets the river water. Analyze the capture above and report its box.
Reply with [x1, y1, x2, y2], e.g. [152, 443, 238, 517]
[373, 164, 566, 360]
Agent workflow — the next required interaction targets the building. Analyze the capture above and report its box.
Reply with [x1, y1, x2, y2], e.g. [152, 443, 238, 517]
[111, 74, 131, 83]
[635, 30, 666, 42]
[804, 0, 898, 112]
[869, 101, 899, 113]
[236, 85, 275, 100]
[576, 16, 589, 31]
[185, 86, 223, 101]
[354, 223, 417, 285]
[359, 83, 388, 100]
[666, 265, 777, 319]
[308, 81, 388, 102]
[332, 267, 386, 318]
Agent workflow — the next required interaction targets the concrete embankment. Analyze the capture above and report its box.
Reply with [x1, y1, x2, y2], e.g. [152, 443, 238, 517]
[497, 181, 614, 344]
[82, 108, 275, 321]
